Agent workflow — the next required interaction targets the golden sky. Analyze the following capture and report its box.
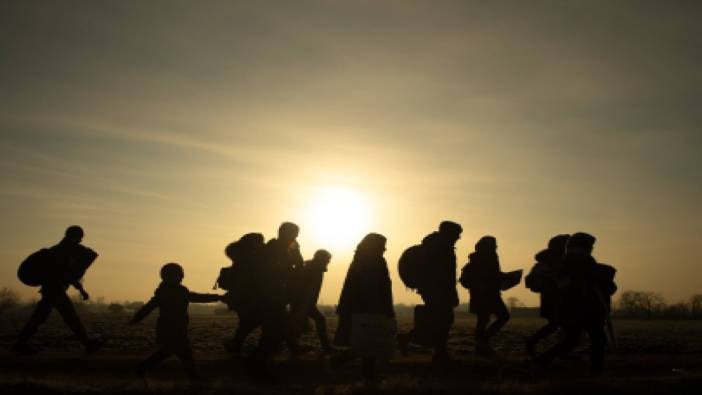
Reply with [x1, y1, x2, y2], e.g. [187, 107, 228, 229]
[1, 1, 701, 306]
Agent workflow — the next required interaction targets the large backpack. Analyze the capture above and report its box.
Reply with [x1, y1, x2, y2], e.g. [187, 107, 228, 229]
[525, 262, 552, 293]
[66, 246, 98, 282]
[593, 263, 617, 312]
[18, 249, 54, 286]
[458, 262, 474, 289]
[17, 245, 98, 287]
[215, 266, 238, 291]
[398, 245, 425, 290]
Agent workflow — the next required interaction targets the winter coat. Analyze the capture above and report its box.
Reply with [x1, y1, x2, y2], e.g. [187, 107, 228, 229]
[467, 251, 504, 314]
[417, 232, 459, 307]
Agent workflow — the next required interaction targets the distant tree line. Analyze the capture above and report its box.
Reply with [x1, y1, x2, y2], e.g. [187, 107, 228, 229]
[613, 290, 702, 319]
[2, 287, 701, 319]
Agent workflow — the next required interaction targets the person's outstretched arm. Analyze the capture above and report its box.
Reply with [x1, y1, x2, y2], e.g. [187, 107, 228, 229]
[70, 280, 90, 300]
[129, 296, 159, 324]
[188, 292, 223, 304]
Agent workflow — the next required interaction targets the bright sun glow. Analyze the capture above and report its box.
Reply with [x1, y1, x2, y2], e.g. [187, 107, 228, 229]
[303, 186, 373, 251]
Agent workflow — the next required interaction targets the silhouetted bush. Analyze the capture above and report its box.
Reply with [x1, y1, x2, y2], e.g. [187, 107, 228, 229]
[107, 303, 125, 314]
[0, 287, 20, 313]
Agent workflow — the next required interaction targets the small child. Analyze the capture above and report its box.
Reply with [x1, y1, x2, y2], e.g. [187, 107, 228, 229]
[129, 263, 222, 380]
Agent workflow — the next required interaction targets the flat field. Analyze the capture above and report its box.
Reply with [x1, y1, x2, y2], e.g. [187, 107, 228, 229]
[1, 311, 701, 394]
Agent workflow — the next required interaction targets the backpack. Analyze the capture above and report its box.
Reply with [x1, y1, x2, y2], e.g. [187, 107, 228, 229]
[525, 262, 552, 293]
[216, 233, 264, 292]
[593, 263, 618, 312]
[214, 266, 238, 291]
[18, 249, 54, 286]
[458, 262, 474, 289]
[398, 245, 425, 290]
[66, 246, 98, 283]
[17, 246, 97, 287]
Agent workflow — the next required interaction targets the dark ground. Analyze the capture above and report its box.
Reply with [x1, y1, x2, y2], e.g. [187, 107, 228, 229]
[1, 311, 701, 394]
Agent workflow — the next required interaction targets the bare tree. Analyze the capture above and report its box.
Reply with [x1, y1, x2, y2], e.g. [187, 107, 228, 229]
[664, 302, 690, 318]
[618, 290, 666, 318]
[691, 294, 702, 318]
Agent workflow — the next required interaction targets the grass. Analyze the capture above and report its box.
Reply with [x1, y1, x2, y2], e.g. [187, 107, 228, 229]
[1, 312, 701, 394]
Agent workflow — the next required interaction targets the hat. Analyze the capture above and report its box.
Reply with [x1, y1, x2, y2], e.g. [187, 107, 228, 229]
[439, 221, 462, 236]
[567, 232, 596, 251]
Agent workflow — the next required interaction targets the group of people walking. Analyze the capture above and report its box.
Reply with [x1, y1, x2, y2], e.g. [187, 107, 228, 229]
[12, 221, 617, 381]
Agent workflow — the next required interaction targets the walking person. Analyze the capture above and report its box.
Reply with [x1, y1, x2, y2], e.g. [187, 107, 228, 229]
[296, 249, 335, 354]
[398, 221, 462, 365]
[335, 233, 395, 380]
[264, 222, 309, 357]
[533, 233, 617, 375]
[14, 226, 103, 354]
[463, 236, 510, 356]
[130, 263, 223, 381]
[220, 233, 266, 355]
[524, 234, 570, 356]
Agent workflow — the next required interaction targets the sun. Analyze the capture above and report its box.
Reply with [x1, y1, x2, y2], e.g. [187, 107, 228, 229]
[302, 186, 373, 251]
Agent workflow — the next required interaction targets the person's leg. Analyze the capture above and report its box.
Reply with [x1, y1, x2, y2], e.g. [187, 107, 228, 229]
[138, 349, 172, 376]
[175, 343, 200, 380]
[432, 304, 454, 360]
[485, 299, 510, 339]
[229, 312, 259, 354]
[52, 291, 92, 347]
[587, 324, 606, 376]
[475, 312, 489, 339]
[526, 319, 559, 356]
[361, 357, 377, 381]
[15, 296, 53, 349]
[475, 312, 491, 354]
[401, 304, 428, 355]
[309, 306, 332, 352]
[285, 303, 313, 356]
[413, 295, 431, 344]
[534, 324, 580, 365]
[249, 304, 285, 379]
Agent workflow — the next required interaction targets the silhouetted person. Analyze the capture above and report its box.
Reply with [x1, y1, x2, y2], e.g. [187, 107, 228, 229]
[335, 233, 394, 380]
[466, 236, 510, 356]
[14, 226, 102, 354]
[266, 221, 304, 282]
[524, 234, 570, 356]
[399, 221, 462, 365]
[129, 263, 222, 381]
[534, 233, 617, 376]
[245, 223, 305, 380]
[296, 249, 334, 353]
[264, 222, 308, 357]
[220, 233, 267, 355]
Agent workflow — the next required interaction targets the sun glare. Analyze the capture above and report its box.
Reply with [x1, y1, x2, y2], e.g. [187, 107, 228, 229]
[302, 186, 373, 251]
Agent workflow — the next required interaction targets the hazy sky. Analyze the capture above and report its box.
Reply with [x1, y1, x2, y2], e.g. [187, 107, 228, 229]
[1, 1, 701, 306]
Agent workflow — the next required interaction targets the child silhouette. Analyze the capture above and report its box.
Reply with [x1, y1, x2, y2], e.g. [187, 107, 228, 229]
[129, 263, 223, 380]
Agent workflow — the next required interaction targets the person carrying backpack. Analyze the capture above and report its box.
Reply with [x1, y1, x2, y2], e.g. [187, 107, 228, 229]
[398, 221, 462, 366]
[13, 226, 103, 354]
[464, 236, 510, 356]
[219, 233, 266, 355]
[524, 234, 570, 356]
[247, 222, 306, 380]
[533, 232, 617, 376]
